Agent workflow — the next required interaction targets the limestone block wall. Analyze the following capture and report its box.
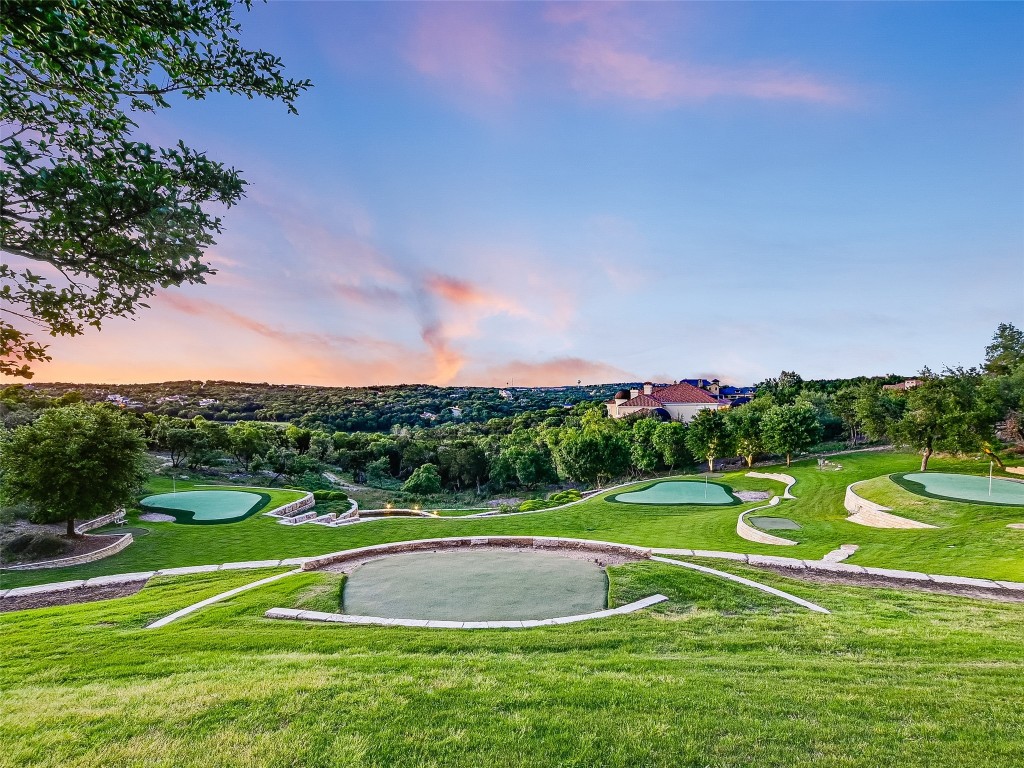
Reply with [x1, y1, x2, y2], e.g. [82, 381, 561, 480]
[263, 492, 315, 519]
[736, 498, 798, 546]
[746, 472, 797, 499]
[3, 532, 134, 571]
[74, 509, 125, 535]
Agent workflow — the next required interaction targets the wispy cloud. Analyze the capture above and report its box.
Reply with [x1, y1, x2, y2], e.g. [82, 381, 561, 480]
[406, 4, 518, 97]
[562, 39, 848, 105]
[399, 3, 851, 108]
[477, 356, 635, 387]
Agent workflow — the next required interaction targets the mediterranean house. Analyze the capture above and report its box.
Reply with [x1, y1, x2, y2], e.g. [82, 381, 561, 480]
[604, 381, 730, 423]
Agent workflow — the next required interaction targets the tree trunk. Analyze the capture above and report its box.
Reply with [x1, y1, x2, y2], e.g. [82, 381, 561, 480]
[786, 453, 792, 466]
[66, 516, 76, 538]
[708, 457, 715, 472]
[920, 445, 932, 472]
[983, 447, 1005, 469]
[745, 454, 754, 468]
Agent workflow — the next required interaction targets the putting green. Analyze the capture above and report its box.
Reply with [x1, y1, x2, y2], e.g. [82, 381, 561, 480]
[608, 480, 738, 506]
[342, 550, 608, 621]
[895, 472, 1024, 506]
[140, 490, 265, 524]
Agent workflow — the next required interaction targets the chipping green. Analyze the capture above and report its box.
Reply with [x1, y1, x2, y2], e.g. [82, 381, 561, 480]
[341, 549, 609, 621]
[608, 479, 738, 505]
[894, 471, 1024, 506]
[3, 451, 1022, 587]
[140, 490, 267, 523]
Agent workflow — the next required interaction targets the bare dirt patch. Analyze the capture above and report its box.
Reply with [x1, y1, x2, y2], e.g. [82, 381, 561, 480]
[0, 581, 145, 613]
[734, 491, 772, 502]
[139, 512, 176, 522]
[750, 564, 1024, 603]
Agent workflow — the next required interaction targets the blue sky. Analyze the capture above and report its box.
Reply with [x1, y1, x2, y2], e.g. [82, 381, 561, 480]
[24, 1, 1024, 386]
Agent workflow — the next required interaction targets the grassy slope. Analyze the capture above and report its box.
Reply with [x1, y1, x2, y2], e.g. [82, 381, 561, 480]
[3, 451, 1023, 589]
[1, 565, 1022, 767]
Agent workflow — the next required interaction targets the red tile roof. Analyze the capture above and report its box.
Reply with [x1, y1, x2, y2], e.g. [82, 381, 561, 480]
[648, 382, 723, 405]
[621, 393, 663, 408]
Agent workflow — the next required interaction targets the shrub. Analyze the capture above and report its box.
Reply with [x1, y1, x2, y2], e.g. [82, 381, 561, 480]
[547, 489, 582, 504]
[4, 532, 69, 560]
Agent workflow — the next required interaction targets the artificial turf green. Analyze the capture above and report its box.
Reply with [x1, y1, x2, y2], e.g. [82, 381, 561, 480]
[3, 451, 1023, 590]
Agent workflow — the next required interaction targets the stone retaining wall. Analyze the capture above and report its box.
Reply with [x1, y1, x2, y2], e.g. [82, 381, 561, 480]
[3, 533, 133, 571]
[736, 498, 798, 546]
[844, 481, 937, 529]
[74, 509, 125, 535]
[746, 472, 797, 499]
[263, 492, 315, 519]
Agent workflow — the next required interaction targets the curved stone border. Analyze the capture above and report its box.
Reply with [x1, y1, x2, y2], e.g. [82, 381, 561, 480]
[301, 536, 651, 571]
[265, 594, 669, 629]
[649, 548, 1024, 592]
[844, 480, 938, 529]
[8, 541, 1024, 608]
[74, 510, 125, 534]
[146, 569, 301, 629]
[746, 472, 797, 499]
[2, 532, 133, 571]
[736, 497, 798, 547]
[650, 556, 830, 614]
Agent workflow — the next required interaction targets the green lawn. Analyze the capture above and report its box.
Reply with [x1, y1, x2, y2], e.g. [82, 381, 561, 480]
[1, 562, 1022, 767]
[3, 450, 1023, 589]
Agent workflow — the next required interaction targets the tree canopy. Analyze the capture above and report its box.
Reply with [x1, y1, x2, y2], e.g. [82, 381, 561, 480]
[0, 0, 310, 376]
[0, 403, 147, 535]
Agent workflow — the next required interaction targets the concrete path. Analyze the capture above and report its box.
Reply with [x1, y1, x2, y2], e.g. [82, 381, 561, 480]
[650, 556, 830, 614]
[265, 594, 669, 629]
[650, 548, 1024, 592]
[6, 546, 1024, 603]
[146, 569, 301, 629]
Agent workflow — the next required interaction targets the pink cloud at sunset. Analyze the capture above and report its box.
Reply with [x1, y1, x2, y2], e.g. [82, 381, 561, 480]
[404, 2, 850, 107]
[562, 40, 849, 106]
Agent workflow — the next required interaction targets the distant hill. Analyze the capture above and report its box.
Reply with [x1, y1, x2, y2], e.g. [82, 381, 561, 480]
[17, 380, 630, 432]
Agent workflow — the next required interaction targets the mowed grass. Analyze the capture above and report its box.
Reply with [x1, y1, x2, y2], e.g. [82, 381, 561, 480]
[1, 564, 1022, 767]
[4, 450, 1024, 589]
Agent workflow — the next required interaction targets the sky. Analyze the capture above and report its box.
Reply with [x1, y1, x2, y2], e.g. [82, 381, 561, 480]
[8, 1, 1024, 387]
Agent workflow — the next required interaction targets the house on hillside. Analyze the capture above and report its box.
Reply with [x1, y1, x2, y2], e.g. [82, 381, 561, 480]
[679, 378, 756, 404]
[604, 382, 729, 423]
[882, 379, 923, 392]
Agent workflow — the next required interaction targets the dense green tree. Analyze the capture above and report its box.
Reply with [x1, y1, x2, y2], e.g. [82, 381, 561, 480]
[685, 409, 733, 472]
[0, 0, 309, 377]
[890, 369, 995, 472]
[402, 463, 442, 496]
[226, 422, 276, 472]
[554, 427, 628, 487]
[0, 404, 146, 536]
[726, 402, 768, 468]
[364, 457, 393, 488]
[984, 323, 1024, 376]
[755, 371, 804, 405]
[652, 421, 691, 471]
[853, 383, 905, 443]
[285, 426, 312, 454]
[629, 418, 661, 474]
[761, 403, 823, 466]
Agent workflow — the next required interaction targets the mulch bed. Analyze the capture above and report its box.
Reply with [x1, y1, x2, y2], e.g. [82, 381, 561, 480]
[0, 581, 146, 613]
[751, 564, 1024, 603]
[1, 533, 124, 568]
